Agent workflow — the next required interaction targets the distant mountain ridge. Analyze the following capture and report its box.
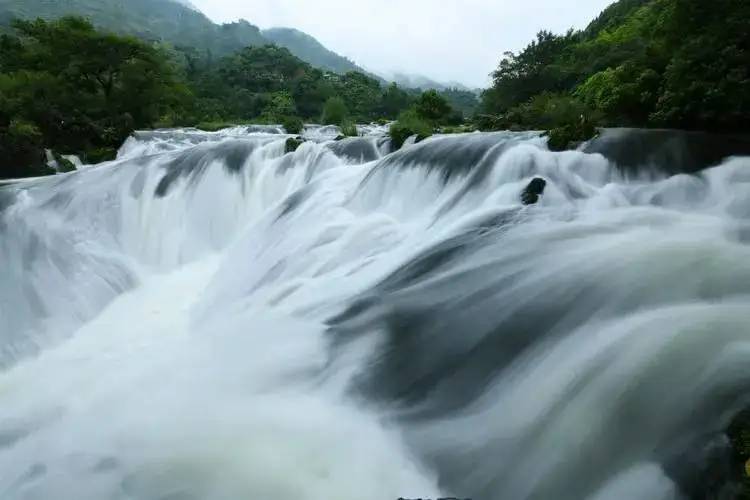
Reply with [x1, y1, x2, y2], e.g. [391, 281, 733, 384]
[0, 0, 266, 56]
[0, 0, 474, 89]
[0, 0, 366, 78]
[385, 72, 475, 92]
[261, 27, 364, 75]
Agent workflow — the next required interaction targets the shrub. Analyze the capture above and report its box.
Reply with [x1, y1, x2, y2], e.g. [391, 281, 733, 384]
[389, 108, 434, 149]
[281, 115, 304, 134]
[0, 120, 50, 179]
[263, 91, 297, 121]
[545, 119, 597, 151]
[415, 89, 453, 123]
[340, 120, 358, 137]
[321, 97, 349, 126]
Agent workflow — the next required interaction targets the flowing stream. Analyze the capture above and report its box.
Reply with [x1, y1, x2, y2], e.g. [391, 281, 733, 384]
[1, 125, 749, 500]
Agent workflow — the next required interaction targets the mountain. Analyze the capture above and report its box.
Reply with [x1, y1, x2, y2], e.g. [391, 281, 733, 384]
[386, 72, 473, 92]
[170, 0, 199, 10]
[261, 27, 363, 75]
[0, 0, 475, 90]
[0, 0, 266, 55]
[0, 0, 362, 77]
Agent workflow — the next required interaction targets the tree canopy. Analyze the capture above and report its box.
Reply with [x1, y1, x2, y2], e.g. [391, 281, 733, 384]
[479, 0, 750, 135]
[0, 16, 186, 177]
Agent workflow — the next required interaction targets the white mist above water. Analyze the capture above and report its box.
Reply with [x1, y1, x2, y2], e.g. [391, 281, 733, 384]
[1, 125, 749, 500]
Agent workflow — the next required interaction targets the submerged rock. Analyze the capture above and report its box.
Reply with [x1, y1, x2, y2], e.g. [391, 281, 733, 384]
[521, 177, 547, 205]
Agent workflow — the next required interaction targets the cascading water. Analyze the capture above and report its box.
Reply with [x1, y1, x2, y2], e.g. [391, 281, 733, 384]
[1, 124, 749, 500]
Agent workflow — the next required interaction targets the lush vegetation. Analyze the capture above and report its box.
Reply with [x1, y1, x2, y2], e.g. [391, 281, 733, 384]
[177, 43, 416, 127]
[0, 0, 267, 58]
[0, 0, 368, 77]
[0, 17, 187, 177]
[1, 16, 459, 178]
[261, 27, 367, 75]
[440, 88, 480, 119]
[389, 90, 459, 148]
[478, 0, 750, 147]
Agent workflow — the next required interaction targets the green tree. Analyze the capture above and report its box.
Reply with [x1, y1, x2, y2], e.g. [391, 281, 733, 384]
[0, 16, 186, 177]
[440, 88, 479, 119]
[478, 0, 750, 136]
[379, 82, 413, 119]
[389, 108, 433, 149]
[415, 89, 454, 124]
[263, 91, 297, 119]
[321, 97, 349, 125]
[330, 71, 382, 122]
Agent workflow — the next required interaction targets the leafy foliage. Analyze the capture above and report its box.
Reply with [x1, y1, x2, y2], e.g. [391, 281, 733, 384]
[0, 119, 51, 178]
[0, 16, 185, 177]
[440, 88, 480, 118]
[0, 0, 264, 61]
[389, 109, 433, 149]
[180, 45, 412, 127]
[479, 0, 750, 137]
[0, 10, 458, 177]
[388, 89, 460, 148]
[340, 120, 358, 137]
[321, 97, 349, 125]
[415, 90, 454, 123]
[281, 115, 304, 135]
[379, 83, 414, 118]
[328, 71, 383, 122]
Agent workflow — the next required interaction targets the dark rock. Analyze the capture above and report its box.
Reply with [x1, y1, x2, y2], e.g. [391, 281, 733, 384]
[285, 136, 305, 154]
[334, 135, 346, 141]
[53, 152, 76, 173]
[521, 177, 547, 205]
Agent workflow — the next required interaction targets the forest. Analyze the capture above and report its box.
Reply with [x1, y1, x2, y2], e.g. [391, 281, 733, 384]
[2, 0, 749, 177]
[0, 16, 473, 178]
[478, 0, 749, 148]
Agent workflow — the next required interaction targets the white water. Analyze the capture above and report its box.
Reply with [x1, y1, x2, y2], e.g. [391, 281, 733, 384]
[1, 126, 749, 499]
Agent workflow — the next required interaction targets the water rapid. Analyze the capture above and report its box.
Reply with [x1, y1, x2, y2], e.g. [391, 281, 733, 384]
[1, 124, 749, 500]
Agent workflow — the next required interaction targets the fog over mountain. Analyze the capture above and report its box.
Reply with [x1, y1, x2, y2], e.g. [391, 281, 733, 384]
[190, 0, 616, 88]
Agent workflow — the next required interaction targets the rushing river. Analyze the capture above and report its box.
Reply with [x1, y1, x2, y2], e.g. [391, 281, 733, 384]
[1, 124, 749, 500]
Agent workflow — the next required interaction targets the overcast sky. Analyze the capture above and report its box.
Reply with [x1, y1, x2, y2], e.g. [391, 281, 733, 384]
[189, 0, 614, 88]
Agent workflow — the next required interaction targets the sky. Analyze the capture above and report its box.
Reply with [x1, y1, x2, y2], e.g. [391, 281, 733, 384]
[189, 0, 615, 88]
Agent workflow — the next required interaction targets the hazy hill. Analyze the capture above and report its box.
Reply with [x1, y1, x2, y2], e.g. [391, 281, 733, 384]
[0, 0, 268, 55]
[0, 0, 477, 89]
[261, 27, 364, 74]
[0, 0, 359, 76]
[386, 71, 473, 92]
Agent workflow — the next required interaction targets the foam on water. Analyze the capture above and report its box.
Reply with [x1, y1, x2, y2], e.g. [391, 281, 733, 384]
[1, 125, 749, 500]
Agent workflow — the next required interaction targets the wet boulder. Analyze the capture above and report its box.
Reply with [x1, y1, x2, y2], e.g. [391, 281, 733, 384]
[521, 177, 547, 205]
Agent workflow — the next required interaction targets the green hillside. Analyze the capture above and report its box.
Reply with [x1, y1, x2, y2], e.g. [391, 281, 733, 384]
[262, 27, 363, 75]
[479, 0, 750, 145]
[0, 0, 266, 55]
[0, 0, 366, 75]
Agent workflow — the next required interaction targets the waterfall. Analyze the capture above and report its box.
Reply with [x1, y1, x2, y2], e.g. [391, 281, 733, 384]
[1, 125, 749, 500]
